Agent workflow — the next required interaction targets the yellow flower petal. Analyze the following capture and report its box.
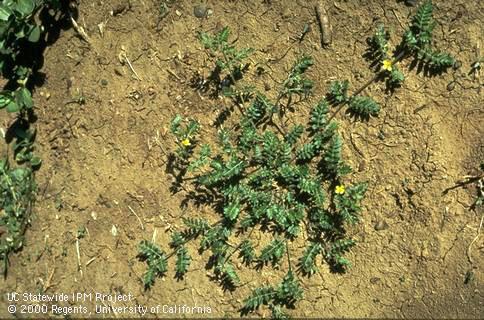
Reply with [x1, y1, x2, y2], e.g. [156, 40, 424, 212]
[382, 59, 393, 72]
[181, 138, 191, 146]
[335, 185, 345, 195]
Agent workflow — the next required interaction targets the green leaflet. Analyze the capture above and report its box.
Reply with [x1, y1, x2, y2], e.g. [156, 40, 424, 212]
[298, 242, 322, 275]
[258, 238, 286, 266]
[175, 246, 191, 279]
[137, 240, 168, 289]
[348, 96, 380, 119]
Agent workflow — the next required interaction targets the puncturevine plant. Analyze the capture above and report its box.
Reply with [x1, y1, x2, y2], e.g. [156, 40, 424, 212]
[0, 0, 66, 276]
[137, 1, 455, 317]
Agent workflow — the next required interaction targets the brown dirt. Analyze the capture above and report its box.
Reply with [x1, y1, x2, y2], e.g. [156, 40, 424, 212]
[1, 0, 483, 318]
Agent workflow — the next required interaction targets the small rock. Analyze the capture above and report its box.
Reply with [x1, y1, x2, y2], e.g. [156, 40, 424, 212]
[374, 220, 389, 231]
[453, 60, 462, 70]
[264, 82, 271, 91]
[446, 81, 455, 91]
[114, 67, 123, 76]
[274, 22, 281, 32]
[175, 9, 182, 16]
[193, 4, 207, 18]
[370, 277, 380, 284]
[404, 0, 417, 6]
[111, 225, 118, 237]
[100, 79, 108, 86]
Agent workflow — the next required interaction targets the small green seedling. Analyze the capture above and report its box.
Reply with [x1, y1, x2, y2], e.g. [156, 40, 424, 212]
[196, 27, 254, 98]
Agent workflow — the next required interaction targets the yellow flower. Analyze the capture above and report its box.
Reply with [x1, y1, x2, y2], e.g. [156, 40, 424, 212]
[335, 185, 345, 195]
[181, 138, 191, 147]
[382, 59, 393, 72]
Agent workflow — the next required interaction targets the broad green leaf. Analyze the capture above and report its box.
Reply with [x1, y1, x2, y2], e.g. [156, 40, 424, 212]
[0, 93, 12, 107]
[0, 5, 12, 21]
[6, 101, 19, 113]
[28, 25, 41, 42]
[15, 0, 36, 16]
[16, 88, 33, 109]
[224, 202, 240, 221]
[30, 156, 41, 167]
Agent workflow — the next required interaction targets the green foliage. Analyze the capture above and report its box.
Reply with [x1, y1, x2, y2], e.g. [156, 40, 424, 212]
[328, 80, 349, 104]
[281, 55, 314, 99]
[12, 127, 40, 166]
[182, 217, 210, 238]
[0, 0, 63, 278]
[298, 242, 322, 276]
[364, 0, 454, 92]
[242, 271, 303, 316]
[155, 4, 455, 315]
[166, 55, 367, 316]
[322, 134, 344, 177]
[402, 0, 455, 72]
[366, 24, 390, 63]
[175, 246, 191, 279]
[198, 27, 254, 72]
[407, 0, 434, 48]
[215, 262, 240, 288]
[169, 115, 200, 164]
[242, 286, 275, 313]
[309, 99, 329, 133]
[348, 96, 380, 119]
[335, 183, 368, 224]
[258, 238, 286, 266]
[239, 239, 256, 265]
[137, 240, 168, 289]
[325, 238, 356, 269]
[198, 26, 254, 94]
[389, 66, 405, 86]
[0, 0, 61, 114]
[0, 158, 35, 276]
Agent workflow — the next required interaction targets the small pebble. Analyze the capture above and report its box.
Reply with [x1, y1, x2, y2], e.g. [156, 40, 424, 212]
[446, 81, 455, 91]
[114, 67, 123, 76]
[453, 60, 462, 70]
[374, 220, 389, 231]
[264, 82, 271, 91]
[100, 79, 108, 86]
[193, 4, 207, 18]
[404, 0, 417, 6]
[175, 9, 181, 16]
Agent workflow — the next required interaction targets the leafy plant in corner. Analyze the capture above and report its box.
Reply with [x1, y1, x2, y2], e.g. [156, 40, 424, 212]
[0, 158, 36, 277]
[0, 0, 65, 277]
